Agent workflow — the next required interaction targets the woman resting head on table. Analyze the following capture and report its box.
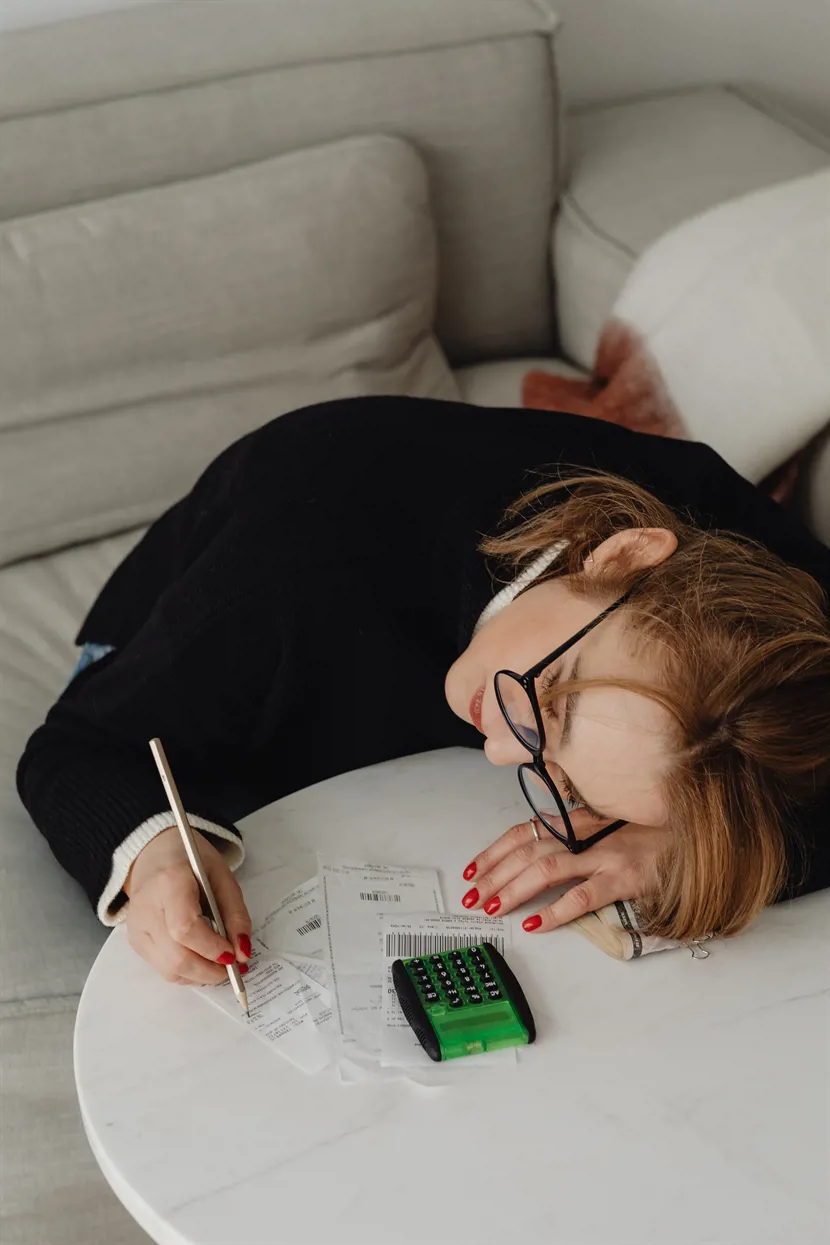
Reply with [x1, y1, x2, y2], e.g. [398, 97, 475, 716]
[16, 397, 830, 986]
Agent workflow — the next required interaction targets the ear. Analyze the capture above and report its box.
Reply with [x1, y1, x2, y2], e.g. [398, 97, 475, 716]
[584, 527, 678, 575]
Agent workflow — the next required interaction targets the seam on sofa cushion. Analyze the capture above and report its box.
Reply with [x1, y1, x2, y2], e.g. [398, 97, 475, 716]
[726, 85, 830, 155]
[1, 31, 556, 125]
[569, 85, 830, 159]
[0, 993, 81, 1020]
[558, 191, 639, 262]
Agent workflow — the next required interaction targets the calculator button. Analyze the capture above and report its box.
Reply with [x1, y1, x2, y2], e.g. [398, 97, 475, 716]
[467, 992, 482, 1004]
[486, 987, 502, 999]
[409, 959, 425, 970]
[429, 955, 444, 966]
[458, 972, 474, 986]
[448, 996, 464, 1008]
[480, 976, 496, 988]
[444, 988, 459, 1001]
[435, 968, 451, 981]
[423, 990, 439, 1003]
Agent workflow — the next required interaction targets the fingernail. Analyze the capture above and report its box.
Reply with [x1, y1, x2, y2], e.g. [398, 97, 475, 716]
[484, 896, 501, 916]
[462, 887, 479, 909]
[239, 963, 249, 975]
[462, 861, 477, 881]
[522, 915, 542, 932]
[238, 934, 252, 959]
[217, 952, 235, 965]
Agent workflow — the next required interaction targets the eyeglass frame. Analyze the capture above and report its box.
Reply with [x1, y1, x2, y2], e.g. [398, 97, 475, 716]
[494, 591, 632, 854]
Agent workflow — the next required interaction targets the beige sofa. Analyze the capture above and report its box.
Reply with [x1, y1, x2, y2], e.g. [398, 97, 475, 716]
[1, 3, 828, 1241]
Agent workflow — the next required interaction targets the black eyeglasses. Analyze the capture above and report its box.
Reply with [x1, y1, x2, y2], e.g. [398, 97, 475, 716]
[494, 594, 630, 854]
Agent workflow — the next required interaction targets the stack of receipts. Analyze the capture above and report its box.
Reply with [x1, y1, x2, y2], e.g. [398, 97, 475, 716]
[202, 859, 515, 1079]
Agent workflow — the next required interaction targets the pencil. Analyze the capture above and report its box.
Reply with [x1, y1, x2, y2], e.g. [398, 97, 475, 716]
[148, 738, 249, 1016]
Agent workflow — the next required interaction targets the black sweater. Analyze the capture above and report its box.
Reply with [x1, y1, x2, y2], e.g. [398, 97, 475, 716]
[16, 397, 830, 912]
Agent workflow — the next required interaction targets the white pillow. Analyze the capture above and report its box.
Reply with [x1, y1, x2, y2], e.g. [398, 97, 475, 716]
[0, 135, 459, 565]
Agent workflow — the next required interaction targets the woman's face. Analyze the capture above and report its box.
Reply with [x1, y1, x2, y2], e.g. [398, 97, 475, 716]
[445, 537, 677, 832]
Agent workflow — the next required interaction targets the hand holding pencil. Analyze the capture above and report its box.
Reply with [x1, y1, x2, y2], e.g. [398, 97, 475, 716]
[148, 738, 249, 1015]
[119, 743, 253, 998]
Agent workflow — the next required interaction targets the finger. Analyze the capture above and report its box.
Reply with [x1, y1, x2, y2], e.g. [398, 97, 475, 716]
[158, 867, 235, 963]
[468, 841, 589, 916]
[127, 908, 229, 985]
[522, 878, 612, 933]
[464, 818, 550, 884]
[209, 860, 253, 961]
[158, 943, 231, 986]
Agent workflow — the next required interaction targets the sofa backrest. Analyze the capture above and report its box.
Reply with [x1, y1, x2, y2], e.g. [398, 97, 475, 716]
[0, 0, 561, 367]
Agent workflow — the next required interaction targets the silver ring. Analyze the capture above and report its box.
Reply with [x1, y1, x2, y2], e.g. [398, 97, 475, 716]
[530, 818, 542, 843]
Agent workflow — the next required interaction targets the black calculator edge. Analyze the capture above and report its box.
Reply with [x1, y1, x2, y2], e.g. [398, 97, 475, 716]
[392, 959, 442, 1062]
[482, 942, 537, 1043]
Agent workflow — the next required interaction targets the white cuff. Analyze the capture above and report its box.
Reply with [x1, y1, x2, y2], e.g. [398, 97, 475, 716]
[98, 812, 245, 926]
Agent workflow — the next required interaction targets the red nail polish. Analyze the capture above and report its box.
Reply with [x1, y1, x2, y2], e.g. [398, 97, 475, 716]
[239, 963, 249, 975]
[462, 887, 479, 909]
[484, 896, 501, 915]
[217, 952, 235, 965]
[463, 862, 477, 881]
[238, 934, 252, 958]
[522, 915, 542, 932]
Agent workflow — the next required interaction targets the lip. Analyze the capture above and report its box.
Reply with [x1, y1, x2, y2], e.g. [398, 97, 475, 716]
[468, 685, 486, 733]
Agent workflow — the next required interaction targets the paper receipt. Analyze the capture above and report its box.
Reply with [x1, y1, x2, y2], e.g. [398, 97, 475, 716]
[320, 859, 444, 1056]
[202, 944, 335, 1074]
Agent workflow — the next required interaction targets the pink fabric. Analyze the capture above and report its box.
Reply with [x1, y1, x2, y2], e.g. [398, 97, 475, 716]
[523, 320, 799, 503]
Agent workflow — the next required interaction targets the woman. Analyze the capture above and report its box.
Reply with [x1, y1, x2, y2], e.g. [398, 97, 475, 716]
[17, 396, 830, 985]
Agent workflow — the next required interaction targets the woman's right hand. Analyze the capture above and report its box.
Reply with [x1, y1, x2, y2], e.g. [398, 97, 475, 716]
[123, 826, 253, 985]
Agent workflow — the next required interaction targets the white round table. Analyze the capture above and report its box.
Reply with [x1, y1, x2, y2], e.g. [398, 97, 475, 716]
[75, 748, 830, 1245]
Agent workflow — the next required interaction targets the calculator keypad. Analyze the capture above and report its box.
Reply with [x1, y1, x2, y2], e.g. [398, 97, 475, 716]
[406, 946, 504, 1016]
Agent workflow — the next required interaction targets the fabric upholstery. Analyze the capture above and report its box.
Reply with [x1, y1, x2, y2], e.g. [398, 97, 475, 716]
[0, 530, 151, 1243]
[554, 87, 830, 369]
[0, 0, 562, 365]
[0, 1007, 151, 1244]
[455, 357, 585, 408]
[0, 135, 459, 564]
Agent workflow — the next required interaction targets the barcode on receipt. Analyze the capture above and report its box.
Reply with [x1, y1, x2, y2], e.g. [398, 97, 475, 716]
[385, 933, 505, 958]
[295, 916, 322, 936]
[360, 892, 402, 903]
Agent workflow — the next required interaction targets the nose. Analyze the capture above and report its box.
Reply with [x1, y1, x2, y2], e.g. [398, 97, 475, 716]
[483, 713, 532, 766]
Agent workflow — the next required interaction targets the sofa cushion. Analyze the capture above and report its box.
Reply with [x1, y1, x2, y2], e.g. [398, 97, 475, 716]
[0, 134, 459, 565]
[454, 357, 585, 409]
[555, 87, 830, 369]
[0, 0, 561, 365]
[0, 1008, 150, 1244]
[0, 528, 143, 1006]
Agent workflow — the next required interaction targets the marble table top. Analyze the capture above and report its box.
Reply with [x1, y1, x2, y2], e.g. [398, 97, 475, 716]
[74, 748, 830, 1245]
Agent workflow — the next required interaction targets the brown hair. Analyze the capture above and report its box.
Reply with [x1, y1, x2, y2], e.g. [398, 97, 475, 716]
[481, 470, 830, 942]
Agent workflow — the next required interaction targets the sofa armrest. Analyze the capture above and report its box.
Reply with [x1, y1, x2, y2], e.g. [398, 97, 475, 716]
[554, 86, 830, 370]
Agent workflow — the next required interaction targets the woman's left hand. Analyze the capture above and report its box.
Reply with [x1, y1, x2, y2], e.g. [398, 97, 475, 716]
[461, 815, 667, 932]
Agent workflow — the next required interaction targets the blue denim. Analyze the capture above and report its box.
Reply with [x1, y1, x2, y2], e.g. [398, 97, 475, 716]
[67, 641, 116, 688]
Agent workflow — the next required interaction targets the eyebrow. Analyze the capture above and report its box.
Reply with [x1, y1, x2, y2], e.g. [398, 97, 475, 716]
[560, 655, 580, 747]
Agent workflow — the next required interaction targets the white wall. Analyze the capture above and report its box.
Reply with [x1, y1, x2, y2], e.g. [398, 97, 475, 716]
[3, 0, 829, 134]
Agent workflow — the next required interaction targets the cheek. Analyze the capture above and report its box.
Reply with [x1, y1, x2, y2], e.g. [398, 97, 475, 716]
[567, 720, 671, 826]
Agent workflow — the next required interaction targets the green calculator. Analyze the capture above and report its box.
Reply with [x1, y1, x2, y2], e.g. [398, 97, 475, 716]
[392, 941, 536, 1062]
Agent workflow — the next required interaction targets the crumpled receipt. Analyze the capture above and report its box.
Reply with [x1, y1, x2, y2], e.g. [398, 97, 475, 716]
[202, 943, 336, 1074]
[198, 875, 335, 1074]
